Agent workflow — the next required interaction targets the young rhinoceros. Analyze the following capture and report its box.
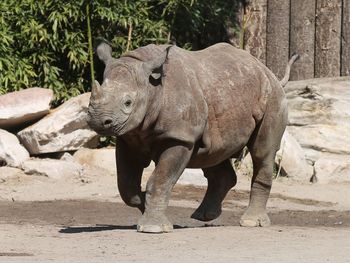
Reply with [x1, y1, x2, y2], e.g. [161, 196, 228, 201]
[87, 42, 293, 233]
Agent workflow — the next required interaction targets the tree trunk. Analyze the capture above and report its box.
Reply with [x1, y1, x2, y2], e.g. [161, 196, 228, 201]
[266, 0, 290, 79]
[342, 0, 350, 76]
[225, 1, 245, 48]
[315, 0, 342, 78]
[290, 0, 316, 80]
[244, 0, 267, 64]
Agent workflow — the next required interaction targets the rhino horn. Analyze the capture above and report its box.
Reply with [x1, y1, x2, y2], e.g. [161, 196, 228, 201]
[91, 80, 101, 100]
[97, 42, 113, 65]
[143, 46, 172, 76]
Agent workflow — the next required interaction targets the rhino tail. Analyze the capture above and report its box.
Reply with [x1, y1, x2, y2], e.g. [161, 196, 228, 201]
[279, 53, 300, 87]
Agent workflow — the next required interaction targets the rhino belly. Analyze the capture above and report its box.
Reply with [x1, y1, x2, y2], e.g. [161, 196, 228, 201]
[187, 111, 256, 169]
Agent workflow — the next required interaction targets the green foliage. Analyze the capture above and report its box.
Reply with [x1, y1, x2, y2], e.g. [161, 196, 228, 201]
[159, 0, 240, 50]
[0, 0, 239, 103]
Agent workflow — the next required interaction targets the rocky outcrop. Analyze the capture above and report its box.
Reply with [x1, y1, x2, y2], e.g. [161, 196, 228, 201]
[0, 166, 26, 182]
[0, 129, 29, 167]
[178, 169, 206, 186]
[314, 155, 350, 184]
[73, 147, 116, 175]
[276, 131, 314, 180]
[17, 93, 98, 154]
[21, 158, 83, 179]
[285, 77, 350, 182]
[0, 88, 53, 130]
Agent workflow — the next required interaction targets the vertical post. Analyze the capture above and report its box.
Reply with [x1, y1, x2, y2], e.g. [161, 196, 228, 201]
[342, 0, 350, 76]
[290, 0, 316, 80]
[266, 0, 290, 79]
[315, 0, 342, 78]
[86, 2, 95, 83]
[244, 0, 268, 64]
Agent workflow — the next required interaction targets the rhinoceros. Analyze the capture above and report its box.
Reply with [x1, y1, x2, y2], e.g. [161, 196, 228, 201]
[87, 42, 297, 233]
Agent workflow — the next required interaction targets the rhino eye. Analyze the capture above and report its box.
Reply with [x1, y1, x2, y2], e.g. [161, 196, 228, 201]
[124, 99, 132, 107]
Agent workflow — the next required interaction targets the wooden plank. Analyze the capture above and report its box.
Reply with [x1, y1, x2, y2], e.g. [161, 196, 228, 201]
[315, 0, 342, 78]
[342, 0, 350, 76]
[244, 0, 267, 64]
[290, 0, 316, 80]
[266, 0, 290, 79]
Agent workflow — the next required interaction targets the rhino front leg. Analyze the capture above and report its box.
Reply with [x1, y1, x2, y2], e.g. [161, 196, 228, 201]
[116, 139, 146, 213]
[137, 142, 193, 233]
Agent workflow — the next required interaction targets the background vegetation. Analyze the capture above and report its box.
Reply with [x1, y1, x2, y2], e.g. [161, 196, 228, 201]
[0, 0, 241, 104]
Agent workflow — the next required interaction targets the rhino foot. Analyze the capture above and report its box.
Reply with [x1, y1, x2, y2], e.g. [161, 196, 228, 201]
[137, 213, 173, 233]
[239, 209, 271, 227]
[191, 204, 222, 222]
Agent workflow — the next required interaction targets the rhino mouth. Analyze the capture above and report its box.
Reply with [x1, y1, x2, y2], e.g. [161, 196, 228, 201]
[113, 119, 129, 136]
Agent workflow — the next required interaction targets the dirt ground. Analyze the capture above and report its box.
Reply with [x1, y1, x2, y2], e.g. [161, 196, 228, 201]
[0, 167, 350, 262]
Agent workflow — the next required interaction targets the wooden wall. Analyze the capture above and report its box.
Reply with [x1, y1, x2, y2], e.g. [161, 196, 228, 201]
[243, 0, 350, 80]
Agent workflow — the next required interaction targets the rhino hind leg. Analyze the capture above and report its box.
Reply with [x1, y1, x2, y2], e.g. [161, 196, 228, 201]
[191, 160, 237, 222]
[240, 100, 287, 227]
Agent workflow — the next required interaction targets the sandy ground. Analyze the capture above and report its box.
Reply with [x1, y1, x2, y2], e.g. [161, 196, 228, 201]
[0, 167, 350, 262]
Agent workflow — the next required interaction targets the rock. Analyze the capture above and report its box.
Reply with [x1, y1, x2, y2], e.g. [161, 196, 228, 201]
[59, 152, 75, 162]
[73, 147, 116, 175]
[0, 129, 29, 167]
[275, 131, 314, 180]
[17, 93, 99, 154]
[285, 77, 350, 127]
[0, 166, 26, 182]
[143, 162, 207, 187]
[0, 88, 53, 130]
[21, 158, 83, 179]
[314, 155, 350, 183]
[285, 77, 350, 164]
[285, 77, 350, 183]
[287, 125, 350, 158]
[178, 169, 206, 186]
[234, 151, 253, 177]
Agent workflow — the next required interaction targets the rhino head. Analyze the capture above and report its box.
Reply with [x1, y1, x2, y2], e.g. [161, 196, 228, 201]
[87, 43, 170, 136]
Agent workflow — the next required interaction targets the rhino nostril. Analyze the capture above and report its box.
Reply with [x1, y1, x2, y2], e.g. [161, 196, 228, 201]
[103, 119, 113, 127]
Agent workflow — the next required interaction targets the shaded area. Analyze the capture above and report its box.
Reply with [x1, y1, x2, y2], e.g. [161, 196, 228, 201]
[59, 225, 136, 233]
[0, 252, 33, 257]
[172, 185, 335, 207]
[59, 224, 194, 234]
[0, 199, 348, 231]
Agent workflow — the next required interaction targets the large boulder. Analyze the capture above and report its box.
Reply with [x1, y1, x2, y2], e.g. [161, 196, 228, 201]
[0, 166, 26, 182]
[0, 129, 29, 167]
[17, 93, 98, 154]
[21, 158, 83, 179]
[275, 131, 314, 181]
[285, 77, 350, 159]
[287, 125, 350, 161]
[314, 155, 350, 184]
[178, 169, 206, 186]
[0, 88, 53, 130]
[73, 147, 116, 175]
[285, 77, 350, 182]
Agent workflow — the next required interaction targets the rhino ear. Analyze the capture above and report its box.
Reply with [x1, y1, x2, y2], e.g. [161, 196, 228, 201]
[143, 46, 172, 85]
[91, 80, 101, 100]
[97, 42, 113, 65]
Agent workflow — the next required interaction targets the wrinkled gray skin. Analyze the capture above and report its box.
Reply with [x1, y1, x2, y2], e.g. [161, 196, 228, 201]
[87, 42, 288, 233]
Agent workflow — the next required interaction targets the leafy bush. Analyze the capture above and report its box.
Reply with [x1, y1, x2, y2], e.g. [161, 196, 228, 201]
[0, 0, 239, 104]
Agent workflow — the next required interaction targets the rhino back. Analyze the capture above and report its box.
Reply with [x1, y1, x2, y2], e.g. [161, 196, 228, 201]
[165, 43, 283, 167]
